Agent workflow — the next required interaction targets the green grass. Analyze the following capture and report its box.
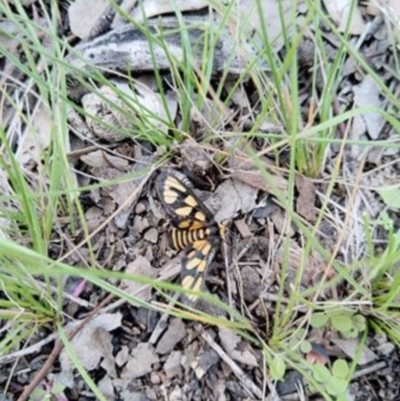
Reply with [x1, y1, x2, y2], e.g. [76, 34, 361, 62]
[1, 0, 400, 400]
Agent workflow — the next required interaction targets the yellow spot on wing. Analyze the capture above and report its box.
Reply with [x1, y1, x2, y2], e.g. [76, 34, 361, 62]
[189, 220, 206, 229]
[182, 275, 194, 289]
[195, 211, 206, 221]
[187, 250, 196, 258]
[175, 206, 193, 216]
[187, 257, 201, 270]
[166, 177, 186, 192]
[178, 220, 191, 229]
[181, 275, 203, 301]
[185, 195, 197, 207]
[192, 239, 207, 251]
[189, 277, 203, 297]
[197, 259, 207, 272]
[202, 242, 212, 256]
[164, 189, 179, 204]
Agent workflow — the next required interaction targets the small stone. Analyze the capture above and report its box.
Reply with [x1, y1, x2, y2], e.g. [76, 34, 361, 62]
[164, 351, 183, 379]
[241, 266, 262, 302]
[156, 318, 186, 355]
[132, 215, 150, 235]
[144, 246, 154, 262]
[135, 202, 146, 214]
[376, 342, 395, 356]
[150, 371, 161, 384]
[169, 386, 184, 401]
[191, 349, 220, 379]
[115, 345, 129, 367]
[144, 227, 158, 244]
[121, 343, 159, 379]
[234, 219, 252, 238]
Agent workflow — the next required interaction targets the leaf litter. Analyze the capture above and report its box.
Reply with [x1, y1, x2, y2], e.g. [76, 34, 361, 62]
[1, 0, 400, 400]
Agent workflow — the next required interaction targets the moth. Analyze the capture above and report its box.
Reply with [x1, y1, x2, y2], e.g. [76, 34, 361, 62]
[155, 170, 226, 302]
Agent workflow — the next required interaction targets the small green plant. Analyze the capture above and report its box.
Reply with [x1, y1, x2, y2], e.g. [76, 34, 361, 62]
[311, 310, 367, 338]
[311, 359, 351, 399]
[269, 354, 287, 380]
[29, 383, 67, 401]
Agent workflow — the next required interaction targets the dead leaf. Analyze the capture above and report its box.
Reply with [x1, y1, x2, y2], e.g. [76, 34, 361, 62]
[225, 79, 251, 110]
[120, 342, 159, 379]
[180, 139, 212, 175]
[55, 313, 122, 388]
[231, 168, 288, 195]
[68, 0, 110, 39]
[156, 318, 186, 355]
[81, 85, 131, 142]
[132, 77, 178, 134]
[322, 0, 366, 34]
[190, 95, 234, 137]
[330, 336, 377, 365]
[85, 206, 106, 233]
[16, 102, 52, 167]
[237, 0, 292, 52]
[80, 150, 129, 169]
[295, 175, 317, 222]
[130, 0, 209, 21]
[82, 78, 177, 142]
[276, 240, 327, 288]
[353, 75, 385, 140]
[164, 351, 183, 379]
[369, 1, 400, 44]
[229, 154, 288, 196]
[0, 21, 23, 54]
[271, 209, 295, 237]
[218, 327, 258, 367]
[212, 179, 258, 222]
[123, 256, 158, 302]
[88, 150, 152, 230]
[91, 167, 134, 207]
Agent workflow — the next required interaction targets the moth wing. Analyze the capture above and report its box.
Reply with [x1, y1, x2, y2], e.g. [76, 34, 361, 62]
[155, 170, 213, 222]
[180, 238, 219, 302]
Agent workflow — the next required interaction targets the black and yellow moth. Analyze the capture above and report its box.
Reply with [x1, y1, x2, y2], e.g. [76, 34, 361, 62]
[155, 170, 226, 302]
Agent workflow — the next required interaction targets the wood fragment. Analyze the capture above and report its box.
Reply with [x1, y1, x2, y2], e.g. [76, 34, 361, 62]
[67, 16, 270, 75]
[202, 331, 263, 400]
